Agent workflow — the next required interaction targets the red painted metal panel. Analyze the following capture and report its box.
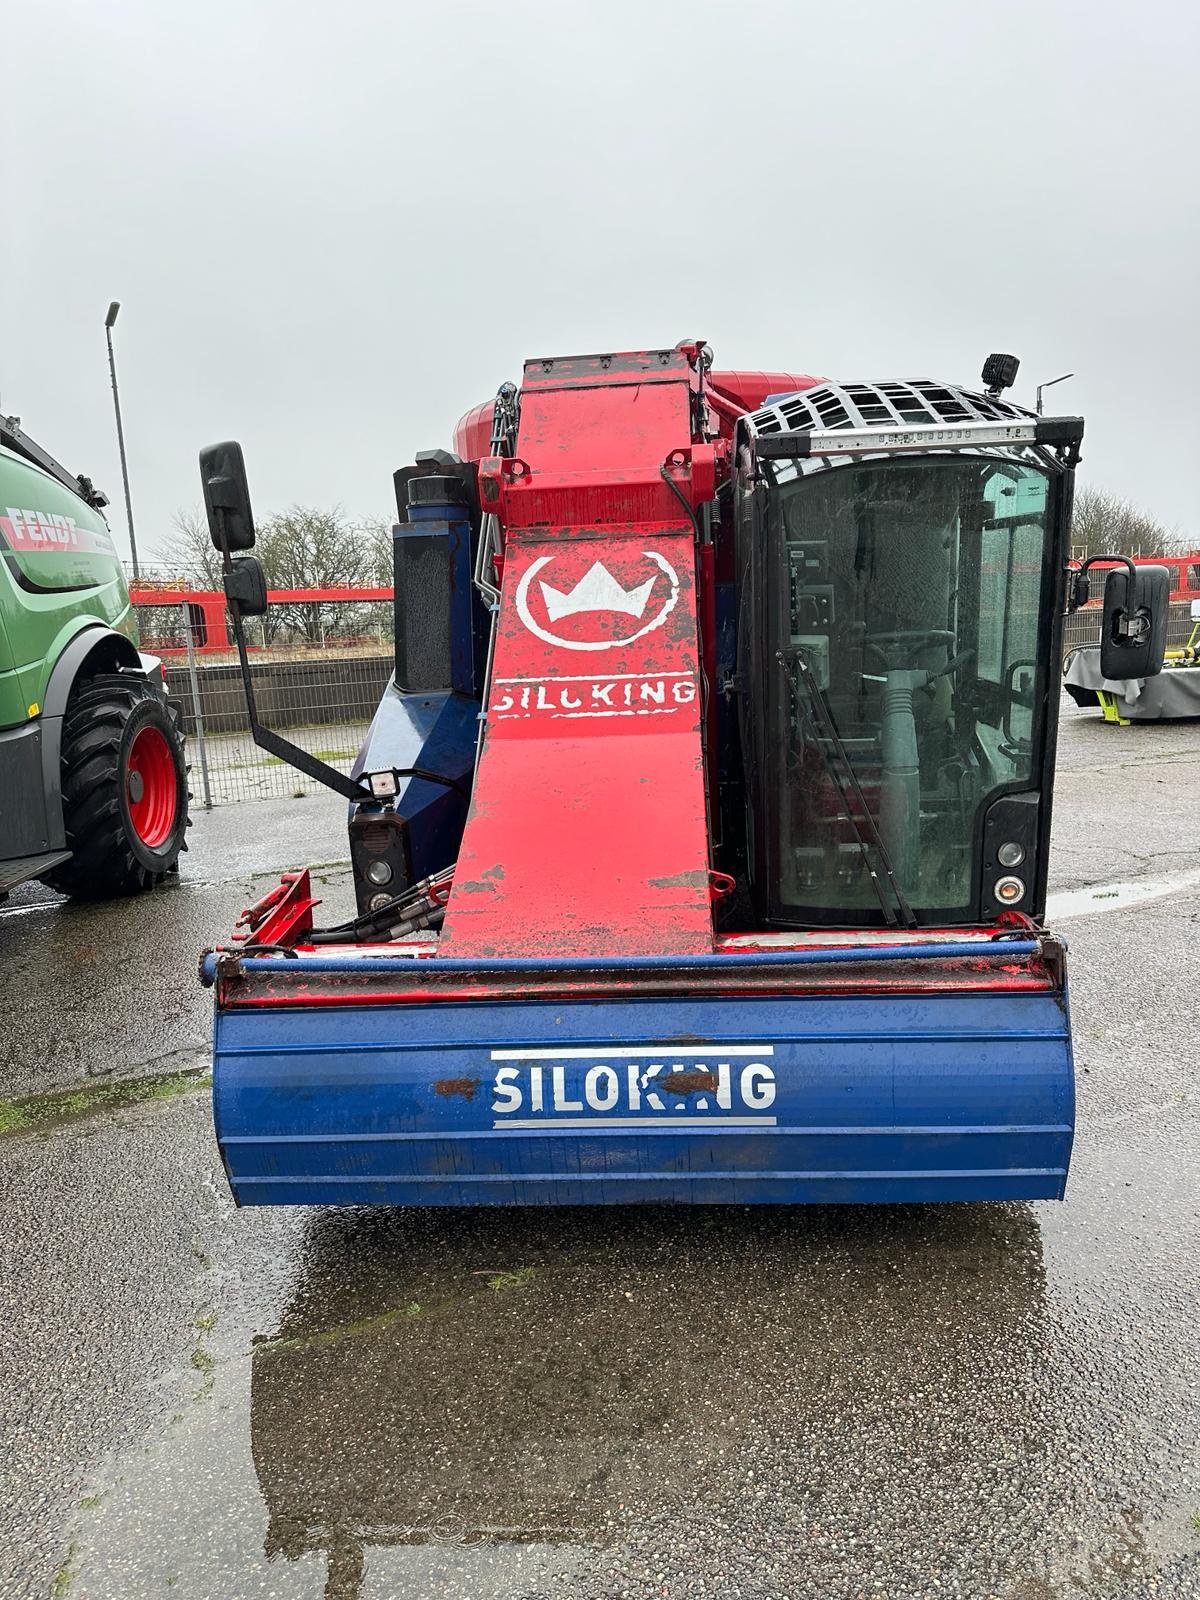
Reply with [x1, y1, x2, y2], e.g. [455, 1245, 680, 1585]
[707, 370, 823, 412]
[440, 529, 713, 958]
[440, 347, 716, 960]
[452, 399, 495, 462]
[218, 969, 1056, 1009]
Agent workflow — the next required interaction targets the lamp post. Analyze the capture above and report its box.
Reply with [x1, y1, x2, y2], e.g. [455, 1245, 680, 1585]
[1036, 371, 1074, 416]
[104, 300, 140, 581]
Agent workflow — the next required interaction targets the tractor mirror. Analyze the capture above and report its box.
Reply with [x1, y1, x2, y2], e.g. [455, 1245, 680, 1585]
[1099, 560, 1169, 681]
[200, 440, 256, 552]
[223, 555, 268, 617]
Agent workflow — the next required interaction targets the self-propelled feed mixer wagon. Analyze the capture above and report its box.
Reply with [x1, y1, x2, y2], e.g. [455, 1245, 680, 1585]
[197, 342, 1167, 1206]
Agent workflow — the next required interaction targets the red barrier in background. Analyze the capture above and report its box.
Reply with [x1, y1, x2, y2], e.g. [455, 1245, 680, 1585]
[131, 557, 1199, 658]
[129, 585, 394, 655]
[1079, 555, 1200, 599]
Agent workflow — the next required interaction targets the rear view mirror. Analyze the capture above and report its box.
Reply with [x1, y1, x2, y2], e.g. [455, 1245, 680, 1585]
[200, 440, 256, 552]
[1095, 558, 1169, 681]
[223, 555, 268, 617]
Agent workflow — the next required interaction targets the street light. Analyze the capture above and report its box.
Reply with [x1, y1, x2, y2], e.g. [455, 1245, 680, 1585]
[104, 300, 140, 581]
[1036, 371, 1074, 416]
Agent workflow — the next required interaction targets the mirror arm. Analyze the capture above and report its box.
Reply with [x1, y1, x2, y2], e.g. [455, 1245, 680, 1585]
[1079, 552, 1137, 585]
[1080, 553, 1149, 645]
[213, 507, 372, 805]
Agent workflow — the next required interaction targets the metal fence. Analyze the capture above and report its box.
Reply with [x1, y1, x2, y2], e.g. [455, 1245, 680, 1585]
[1061, 599, 1198, 659]
[167, 599, 1198, 809]
[169, 654, 392, 807]
[163, 598, 393, 806]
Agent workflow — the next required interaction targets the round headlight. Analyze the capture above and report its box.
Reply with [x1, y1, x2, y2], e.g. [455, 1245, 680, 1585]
[365, 858, 393, 887]
[997, 841, 1026, 868]
[994, 875, 1026, 905]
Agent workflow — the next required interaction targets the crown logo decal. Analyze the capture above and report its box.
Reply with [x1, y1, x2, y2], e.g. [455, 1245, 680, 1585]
[540, 561, 657, 622]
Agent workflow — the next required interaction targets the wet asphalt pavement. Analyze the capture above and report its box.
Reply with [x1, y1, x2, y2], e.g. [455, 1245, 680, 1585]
[2, 703, 1198, 1600]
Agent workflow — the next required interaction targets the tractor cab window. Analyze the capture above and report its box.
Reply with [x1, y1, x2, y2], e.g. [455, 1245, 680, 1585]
[763, 456, 1054, 922]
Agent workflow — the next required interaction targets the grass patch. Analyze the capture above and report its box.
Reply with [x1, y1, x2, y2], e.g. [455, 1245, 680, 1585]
[1191, 1509, 1200, 1536]
[240, 749, 351, 768]
[51, 1543, 77, 1597]
[0, 1068, 211, 1139]
[488, 1265, 537, 1293]
[261, 1300, 424, 1355]
[193, 1310, 218, 1334]
[190, 1347, 215, 1374]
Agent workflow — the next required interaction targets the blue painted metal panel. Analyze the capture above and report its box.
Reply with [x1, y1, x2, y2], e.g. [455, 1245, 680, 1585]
[213, 989, 1074, 1207]
[400, 502, 476, 695]
[350, 684, 477, 882]
[202, 939, 1041, 982]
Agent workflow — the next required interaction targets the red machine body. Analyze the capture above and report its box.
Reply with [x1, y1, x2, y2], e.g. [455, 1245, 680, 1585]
[442, 346, 818, 959]
[201, 339, 1079, 1211]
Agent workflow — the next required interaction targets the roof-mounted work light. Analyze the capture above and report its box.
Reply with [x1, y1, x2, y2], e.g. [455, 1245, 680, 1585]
[981, 353, 1020, 397]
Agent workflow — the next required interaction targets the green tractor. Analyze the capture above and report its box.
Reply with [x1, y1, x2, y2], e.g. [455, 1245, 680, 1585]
[0, 415, 189, 900]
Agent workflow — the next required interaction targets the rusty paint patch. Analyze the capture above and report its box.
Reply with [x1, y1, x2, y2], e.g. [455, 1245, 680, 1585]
[648, 869, 710, 890]
[660, 1070, 718, 1094]
[481, 863, 506, 880]
[433, 1076, 480, 1100]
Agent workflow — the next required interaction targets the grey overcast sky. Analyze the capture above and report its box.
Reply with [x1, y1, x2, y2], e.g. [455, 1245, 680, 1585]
[4, 0, 1197, 564]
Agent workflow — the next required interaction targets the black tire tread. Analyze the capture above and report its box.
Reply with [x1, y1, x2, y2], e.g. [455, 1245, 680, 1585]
[42, 673, 188, 900]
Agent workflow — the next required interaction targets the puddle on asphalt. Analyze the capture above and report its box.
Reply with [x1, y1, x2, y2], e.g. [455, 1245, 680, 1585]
[59, 1202, 1104, 1599]
[1046, 865, 1200, 921]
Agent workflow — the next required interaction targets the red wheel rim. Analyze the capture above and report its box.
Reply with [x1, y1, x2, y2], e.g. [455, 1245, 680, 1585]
[126, 725, 178, 848]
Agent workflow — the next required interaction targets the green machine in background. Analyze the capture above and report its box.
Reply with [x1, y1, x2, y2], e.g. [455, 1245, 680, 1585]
[0, 416, 189, 899]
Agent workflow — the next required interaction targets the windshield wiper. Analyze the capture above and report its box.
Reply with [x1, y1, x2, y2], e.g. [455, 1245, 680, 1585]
[777, 649, 919, 930]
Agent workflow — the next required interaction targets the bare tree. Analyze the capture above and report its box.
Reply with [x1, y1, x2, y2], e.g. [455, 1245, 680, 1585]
[154, 505, 396, 647]
[1072, 486, 1188, 559]
[257, 507, 391, 644]
[159, 507, 224, 588]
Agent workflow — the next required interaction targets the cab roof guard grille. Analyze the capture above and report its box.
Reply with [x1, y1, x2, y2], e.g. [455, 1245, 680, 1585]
[745, 380, 1083, 468]
[750, 379, 1033, 436]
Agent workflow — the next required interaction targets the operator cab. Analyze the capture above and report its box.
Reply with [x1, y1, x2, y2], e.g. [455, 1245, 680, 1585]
[732, 377, 1081, 930]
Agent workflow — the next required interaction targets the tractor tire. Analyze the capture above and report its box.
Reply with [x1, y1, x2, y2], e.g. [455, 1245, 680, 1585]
[42, 672, 189, 900]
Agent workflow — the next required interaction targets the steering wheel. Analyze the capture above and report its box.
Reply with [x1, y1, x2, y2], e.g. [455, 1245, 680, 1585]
[863, 631, 975, 690]
[864, 630, 957, 669]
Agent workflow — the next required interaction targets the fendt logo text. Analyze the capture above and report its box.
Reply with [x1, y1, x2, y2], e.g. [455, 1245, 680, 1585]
[1, 508, 112, 555]
[489, 1045, 777, 1129]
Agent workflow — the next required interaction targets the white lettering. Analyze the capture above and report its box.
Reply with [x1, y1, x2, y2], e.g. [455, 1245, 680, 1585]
[485, 1046, 778, 1125]
[715, 1063, 732, 1110]
[560, 688, 582, 708]
[740, 1063, 777, 1110]
[584, 1064, 620, 1111]
[491, 1067, 523, 1114]
[492, 688, 515, 712]
[551, 1065, 583, 1112]
[592, 684, 614, 706]
[639, 1063, 665, 1112]
[639, 681, 665, 704]
[672, 681, 698, 705]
